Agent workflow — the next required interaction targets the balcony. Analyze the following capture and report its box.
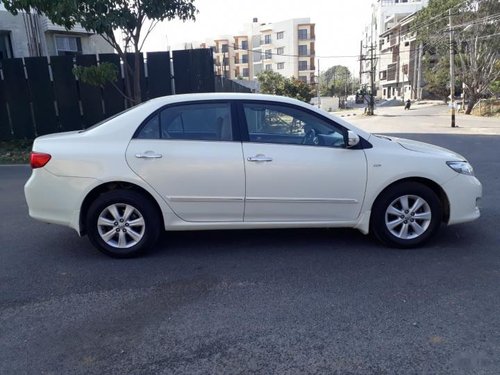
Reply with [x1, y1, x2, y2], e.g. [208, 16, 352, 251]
[39, 16, 89, 34]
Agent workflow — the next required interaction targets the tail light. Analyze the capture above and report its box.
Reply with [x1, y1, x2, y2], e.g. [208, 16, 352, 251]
[30, 152, 52, 169]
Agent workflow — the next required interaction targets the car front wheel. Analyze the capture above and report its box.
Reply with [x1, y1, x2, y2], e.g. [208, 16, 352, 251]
[371, 182, 442, 248]
[86, 190, 160, 258]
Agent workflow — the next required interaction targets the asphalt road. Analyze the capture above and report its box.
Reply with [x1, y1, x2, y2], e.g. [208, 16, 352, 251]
[1, 133, 499, 374]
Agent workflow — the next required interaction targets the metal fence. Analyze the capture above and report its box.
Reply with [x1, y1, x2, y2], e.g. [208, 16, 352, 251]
[0, 48, 216, 140]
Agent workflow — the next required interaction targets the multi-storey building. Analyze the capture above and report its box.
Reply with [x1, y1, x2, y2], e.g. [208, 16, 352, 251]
[0, 4, 112, 60]
[191, 18, 316, 84]
[360, 0, 428, 98]
[378, 13, 420, 100]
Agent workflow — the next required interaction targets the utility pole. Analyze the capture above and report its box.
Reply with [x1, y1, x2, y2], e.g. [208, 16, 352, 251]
[416, 43, 423, 100]
[317, 58, 321, 108]
[359, 40, 363, 84]
[449, 9, 456, 127]
[396, 27, 401, 98]
[368, 22, 375, 116]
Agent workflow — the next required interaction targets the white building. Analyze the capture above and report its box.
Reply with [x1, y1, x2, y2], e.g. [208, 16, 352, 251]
[378, 13, 421, 100]
[360, 0, 428, 97]
[0, 4, 113, 59]
[188, 18, 316, 84]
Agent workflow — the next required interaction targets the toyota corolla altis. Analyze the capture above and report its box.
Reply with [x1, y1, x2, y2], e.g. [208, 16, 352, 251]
[25, 93, 482, 257]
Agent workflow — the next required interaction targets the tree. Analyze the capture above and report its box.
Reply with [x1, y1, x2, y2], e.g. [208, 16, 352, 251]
[282, 78, 314, 103]
[422, 56, 453, 101]
[414, 0, 500, 113]
[257, 70, 286, 96]
[319, 65, 353, 97]
[2, 0, 198, 105]
[257, 70, 314, 103]
[490, 61, 500, 96]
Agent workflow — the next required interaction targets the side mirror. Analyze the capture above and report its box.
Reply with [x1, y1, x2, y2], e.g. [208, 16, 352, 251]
[347, 130, 360, 148]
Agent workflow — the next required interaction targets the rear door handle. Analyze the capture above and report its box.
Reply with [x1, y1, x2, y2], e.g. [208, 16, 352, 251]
[247, 154, 273, 162]
[135, 152, 163, 159]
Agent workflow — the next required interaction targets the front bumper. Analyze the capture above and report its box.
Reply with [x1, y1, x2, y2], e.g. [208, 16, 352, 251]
[442, 174, 482, 225]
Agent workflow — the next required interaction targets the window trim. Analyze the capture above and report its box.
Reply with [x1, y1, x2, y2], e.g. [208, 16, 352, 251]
[132, 99, 371, 149]
[132, 100, 241, 142]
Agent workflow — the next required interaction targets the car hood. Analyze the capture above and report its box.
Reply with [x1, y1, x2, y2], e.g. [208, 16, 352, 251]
[383, 136, 466, 160]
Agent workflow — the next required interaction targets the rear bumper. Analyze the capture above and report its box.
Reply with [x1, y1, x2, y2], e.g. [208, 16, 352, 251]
[24, 168, 98, 233]
[442, 174, 482, 225]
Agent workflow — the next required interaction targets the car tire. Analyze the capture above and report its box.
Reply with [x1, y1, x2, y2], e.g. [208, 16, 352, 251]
[86, 190, 161, 258]
[371, 182, 442, 248]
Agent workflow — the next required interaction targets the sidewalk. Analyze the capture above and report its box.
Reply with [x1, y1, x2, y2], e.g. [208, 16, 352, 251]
[333, 104, 500, 136]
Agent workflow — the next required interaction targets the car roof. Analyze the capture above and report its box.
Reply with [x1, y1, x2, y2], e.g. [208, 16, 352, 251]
[147, 92, 305, 106]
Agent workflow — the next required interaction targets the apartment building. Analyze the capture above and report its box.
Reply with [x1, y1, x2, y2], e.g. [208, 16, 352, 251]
[193, 18, 316, 84]
[360, 0, 428, 97]
[378, 13, 420, 100]
[0, 4, 112, 60]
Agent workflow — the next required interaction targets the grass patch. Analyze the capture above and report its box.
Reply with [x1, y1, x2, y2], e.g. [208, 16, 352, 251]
[0, 140, 33, 164]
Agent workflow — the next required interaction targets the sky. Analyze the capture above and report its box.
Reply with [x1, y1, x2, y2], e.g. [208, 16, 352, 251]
[142, 0, 374, 76]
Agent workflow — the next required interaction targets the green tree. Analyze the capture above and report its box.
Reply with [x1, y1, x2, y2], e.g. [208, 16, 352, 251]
[319, 65, 353, 97]
[422, 56, 453, 102]
[2, 0, 197, 105]
[282, 78, 314, 103]
[257, 70, 286, 95]
[414, 0, 500, 113]
[488, 60, 500, 96]
[257, 70, 314, 103]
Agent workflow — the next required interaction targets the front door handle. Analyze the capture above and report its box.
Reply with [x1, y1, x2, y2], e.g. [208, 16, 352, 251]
[135, 151, 163, 159]
[247, 154, 273, 162]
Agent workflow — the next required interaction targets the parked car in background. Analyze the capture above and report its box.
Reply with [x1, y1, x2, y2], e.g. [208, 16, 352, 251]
[25, 93, 482, 257]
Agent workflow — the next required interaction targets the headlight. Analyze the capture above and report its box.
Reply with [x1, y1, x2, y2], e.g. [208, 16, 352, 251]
[446, 161, 474, 176]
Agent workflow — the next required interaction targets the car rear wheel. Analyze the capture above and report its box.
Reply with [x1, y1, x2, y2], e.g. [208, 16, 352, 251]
[86, 190, 160, 258]
[371, 182, 442, 248]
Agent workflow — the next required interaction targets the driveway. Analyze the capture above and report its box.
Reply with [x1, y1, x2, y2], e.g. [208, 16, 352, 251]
[1, 130, 499, 374]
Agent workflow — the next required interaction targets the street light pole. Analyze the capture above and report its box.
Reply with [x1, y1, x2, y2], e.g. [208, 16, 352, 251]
[449, 9, 456, 127]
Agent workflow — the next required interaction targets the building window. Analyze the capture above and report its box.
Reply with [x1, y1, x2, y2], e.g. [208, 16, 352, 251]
[55, 35, 82, 56]
[221, 44, 228, 53]
[264, 34, 271, 44]
[277, 62, 284, 70]
[242, 54, 249, 63]
[277, 31, 284, 40]
[380, 71, 387, 80]
[243, 68, 249, 77]
[298, 29, 308, 40]
[241, 40, 248, 50]
[265, 49, 272, 59]
[298, 76, 307, 83]
[298, 45, 308, 56]
[276, 47, 284, 55]
[0, 32, 13, 60]
[265, 64, 272, 71]
[298, 61, 308, 71]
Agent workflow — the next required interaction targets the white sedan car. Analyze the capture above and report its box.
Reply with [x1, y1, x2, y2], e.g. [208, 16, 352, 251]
[25, 93, 482, 257]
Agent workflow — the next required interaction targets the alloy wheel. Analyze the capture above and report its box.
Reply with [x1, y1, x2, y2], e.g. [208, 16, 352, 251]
[97, 203, 146, 249]
[384, 194, 432, 240]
